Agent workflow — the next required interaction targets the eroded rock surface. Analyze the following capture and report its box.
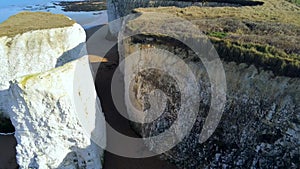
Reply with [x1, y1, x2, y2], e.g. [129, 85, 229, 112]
[7, 56, 105, 169]
[0, 12, 105, 169]
[120, 33, 300, 169]
[0, 12, 85, 90]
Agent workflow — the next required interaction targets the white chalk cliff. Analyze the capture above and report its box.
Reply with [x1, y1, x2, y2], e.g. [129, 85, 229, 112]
[0, 12, 105, 168]
[0, 12, 86, 90]
[8, 56, 106, 169]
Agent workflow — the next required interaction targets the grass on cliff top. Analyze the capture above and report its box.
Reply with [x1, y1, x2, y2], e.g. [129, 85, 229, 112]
[58, 1, 107, 11]
[0, 12, 75, 37]
[286, 0, 300, 6]
[130, 0, 300, 77]
[134, 0, 300, 26]
[132, 0, 300, 48]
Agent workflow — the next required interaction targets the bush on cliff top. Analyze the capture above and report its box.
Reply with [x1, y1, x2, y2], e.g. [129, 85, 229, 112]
[211, 38, 300, 77]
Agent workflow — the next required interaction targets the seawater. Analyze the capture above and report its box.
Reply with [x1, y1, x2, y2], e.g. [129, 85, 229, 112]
[0, 0, 107, 26]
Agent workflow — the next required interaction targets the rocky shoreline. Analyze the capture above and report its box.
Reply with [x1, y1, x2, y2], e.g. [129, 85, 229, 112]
[56, 0, 106, 12]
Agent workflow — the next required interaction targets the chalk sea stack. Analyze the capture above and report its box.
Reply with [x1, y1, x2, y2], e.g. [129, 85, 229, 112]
[0, 12, 105, 169]
[0, 12, 85, 90]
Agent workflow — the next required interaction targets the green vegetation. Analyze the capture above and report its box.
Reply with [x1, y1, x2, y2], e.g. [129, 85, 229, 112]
[211, 38, 300, 77]
[20, 73, 40, 89]
[208, 32, 228, 39]
[129, 0, 300, 77]
[286, 0, 300, 6]
[0, 12, 75, 37]
[135, 0, 300, 26]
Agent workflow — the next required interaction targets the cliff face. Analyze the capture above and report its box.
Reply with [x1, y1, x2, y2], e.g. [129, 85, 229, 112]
[118, 10, 300, 168]
[0, 12, 105, 168]
[122, 34, 300, 169]
[8, 56, 105, 169]
[0, 12, 85, 90]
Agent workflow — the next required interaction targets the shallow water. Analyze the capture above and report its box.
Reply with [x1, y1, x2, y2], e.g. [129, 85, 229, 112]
[1, 0, 85, 8]
[0, 0, 108, 27]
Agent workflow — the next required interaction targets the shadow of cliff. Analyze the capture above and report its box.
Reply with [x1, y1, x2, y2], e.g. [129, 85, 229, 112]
[55, 42, 87, 67]
[0, 135, 18, 169]
[94, 44, 179, 169]
[0, 88, 18, 169]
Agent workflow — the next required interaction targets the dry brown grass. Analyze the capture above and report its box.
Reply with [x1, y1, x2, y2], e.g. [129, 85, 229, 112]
[0, 12, 75, 37]
[134, 0, 300, 26]
[127, 0, 300, 76]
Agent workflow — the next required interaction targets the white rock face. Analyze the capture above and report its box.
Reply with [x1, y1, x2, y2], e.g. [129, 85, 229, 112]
[7, 56, 106, 169]
[0, 12, 106, 168]
[0, 22, 86, 90]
